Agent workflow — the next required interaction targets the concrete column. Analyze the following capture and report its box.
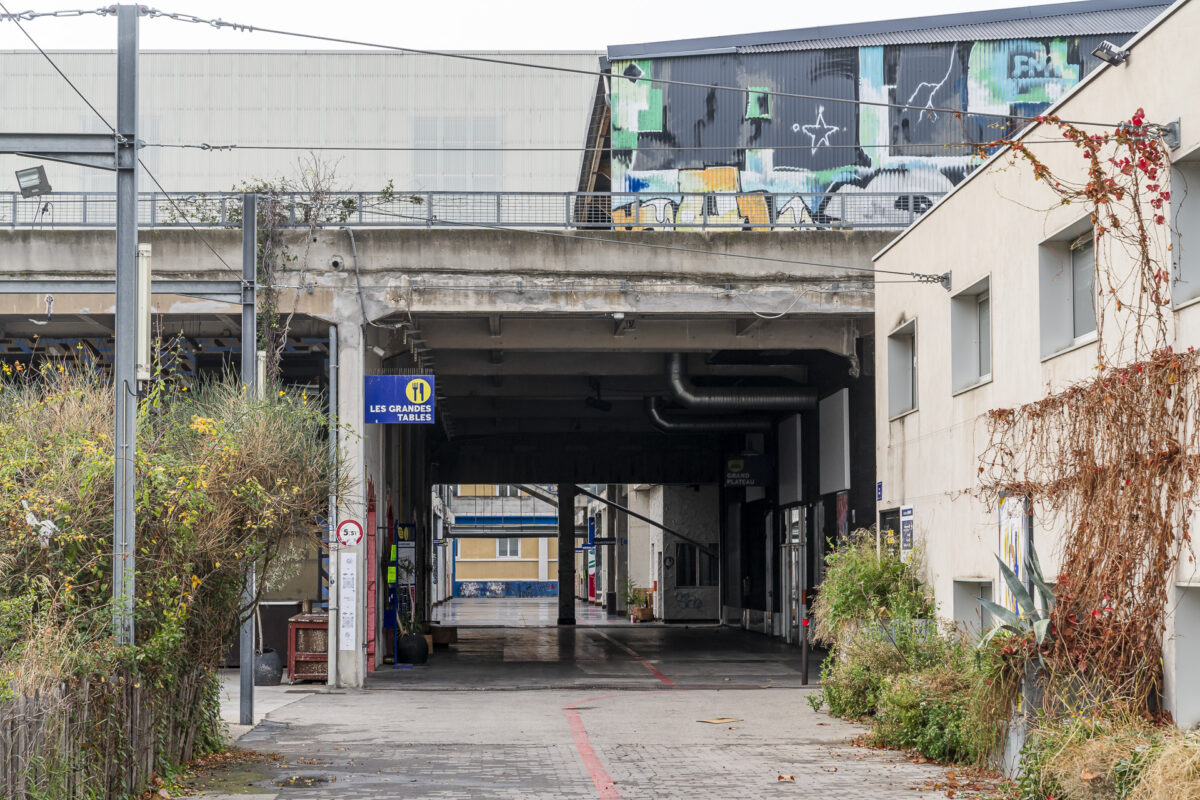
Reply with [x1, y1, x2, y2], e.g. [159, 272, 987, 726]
[615, 486, 629, 616]
[605, 485, 618, 615]
[557, 482, 577, 625]
[335, 323, 368, 688]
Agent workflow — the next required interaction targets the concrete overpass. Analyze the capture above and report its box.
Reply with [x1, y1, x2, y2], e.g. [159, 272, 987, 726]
[0, 221, 899, 686]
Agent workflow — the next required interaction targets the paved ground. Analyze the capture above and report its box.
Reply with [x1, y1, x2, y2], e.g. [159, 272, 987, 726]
[196, 601, 958, 799]
[432, 597, 638, 627]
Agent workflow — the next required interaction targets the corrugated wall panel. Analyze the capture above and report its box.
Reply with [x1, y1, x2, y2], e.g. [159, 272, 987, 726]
[0, 50, 600, 193]
[609, 33, 1121, 225]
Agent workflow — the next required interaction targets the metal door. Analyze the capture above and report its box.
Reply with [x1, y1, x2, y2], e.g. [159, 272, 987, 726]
[779, 507, 807, 645]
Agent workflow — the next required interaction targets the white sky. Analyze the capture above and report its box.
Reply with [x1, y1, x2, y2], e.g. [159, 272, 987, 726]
[0, 0, 1084, 51]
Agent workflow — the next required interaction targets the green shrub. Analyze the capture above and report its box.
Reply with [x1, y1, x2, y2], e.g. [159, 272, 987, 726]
[811, 528, 933, 648]
[0, 367, 341, 796]
[875, 667, 978, 763]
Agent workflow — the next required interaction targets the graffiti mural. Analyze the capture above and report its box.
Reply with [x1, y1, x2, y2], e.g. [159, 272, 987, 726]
[453, 580, 558, 598]
[609, 36, 1114, 228]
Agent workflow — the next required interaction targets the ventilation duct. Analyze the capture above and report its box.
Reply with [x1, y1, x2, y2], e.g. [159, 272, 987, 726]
[645, 396, 772, 433]
[666, 353, 817, 411]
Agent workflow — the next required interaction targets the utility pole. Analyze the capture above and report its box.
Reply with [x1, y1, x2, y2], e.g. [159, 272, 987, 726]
[112, 3, 140, 645]
[239, 193, 257, 725]
[0, 4, 144, 645]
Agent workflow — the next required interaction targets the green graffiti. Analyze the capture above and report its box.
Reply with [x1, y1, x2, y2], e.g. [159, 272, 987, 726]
[611, 59, 661, 150]
[746, 88, 771, 120]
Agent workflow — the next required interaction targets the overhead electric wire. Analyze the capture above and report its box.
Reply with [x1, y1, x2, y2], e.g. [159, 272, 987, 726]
[139, 159, 240, 277]
[143, 8, 1127, 130]
[146, 137, 1089, 154]
[0, 1, 116, 135]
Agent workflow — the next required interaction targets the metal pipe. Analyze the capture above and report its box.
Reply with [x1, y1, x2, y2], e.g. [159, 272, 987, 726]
[556, 482, 576, 625]
[238, 192, 257, 726]
[327, 324, 339, 689]
[645, 396, 772, 433]
[570, 483, 716, 560]
[666, 353, 817, 411]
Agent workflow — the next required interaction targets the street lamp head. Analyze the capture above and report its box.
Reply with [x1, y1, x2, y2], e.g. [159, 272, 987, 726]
[1092, 40, 1130, 66]
[15, 165, 52, 198]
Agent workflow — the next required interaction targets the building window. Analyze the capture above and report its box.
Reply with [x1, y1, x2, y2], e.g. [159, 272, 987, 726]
[675, 542, 718, 587]
[497, 484, 521, 497]
[951, 277, 991, 391]
[887, 319, 917, 417]
[497, 538, 520, 558]
[1071, 236, 1096, 339]
[1174, 163, 1200, 306]
[1039, 225, 1096, 357]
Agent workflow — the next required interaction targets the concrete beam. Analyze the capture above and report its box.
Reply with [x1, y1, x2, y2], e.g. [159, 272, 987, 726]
[441, 396, 646, 417]
[447, 417, 659, 436]
[736, 317, 768, 337]
[418, 316, 859, 354]
[438, 375, 668, 398]
[432, 351, 669, 376]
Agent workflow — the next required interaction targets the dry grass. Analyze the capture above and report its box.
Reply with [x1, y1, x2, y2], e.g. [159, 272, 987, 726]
[1046, 726, 1158, 800]
[1128, 734, 1200, 800]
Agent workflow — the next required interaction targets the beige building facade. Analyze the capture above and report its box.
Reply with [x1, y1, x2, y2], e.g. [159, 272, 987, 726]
[873, 0, 1200, 727]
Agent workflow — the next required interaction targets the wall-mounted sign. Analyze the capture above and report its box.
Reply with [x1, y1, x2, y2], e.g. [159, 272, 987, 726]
[364, 375, 435, 424]
[338, 552, 357, 651]
[876, 481, 883, 501]
[724, 454, 772, 487]
[899, 505, 914, 563]
[335, 519, 364, 547]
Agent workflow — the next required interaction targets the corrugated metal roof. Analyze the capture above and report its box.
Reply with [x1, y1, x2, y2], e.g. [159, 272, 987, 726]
[608, 0, 1168, 59]
[737, 6, 1165, 51]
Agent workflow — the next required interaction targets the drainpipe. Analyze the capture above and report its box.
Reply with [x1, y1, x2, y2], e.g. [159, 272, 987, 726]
[666, 353, 817, 411]
[645, 396, 772, 433]
[327, 325, 339, 689]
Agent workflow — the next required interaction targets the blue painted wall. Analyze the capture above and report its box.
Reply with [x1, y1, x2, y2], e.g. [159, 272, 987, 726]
[454, 580, 558, 598]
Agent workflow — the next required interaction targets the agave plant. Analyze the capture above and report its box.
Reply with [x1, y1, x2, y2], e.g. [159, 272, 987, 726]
[979, 548, 1056, 655]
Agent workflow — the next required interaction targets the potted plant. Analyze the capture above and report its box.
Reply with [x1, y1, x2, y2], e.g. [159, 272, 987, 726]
[395, 557, 428, 665]
[622, 577, 654, 622]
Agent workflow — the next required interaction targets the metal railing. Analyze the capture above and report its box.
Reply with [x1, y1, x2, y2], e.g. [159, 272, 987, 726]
[0, 190, 944, 231]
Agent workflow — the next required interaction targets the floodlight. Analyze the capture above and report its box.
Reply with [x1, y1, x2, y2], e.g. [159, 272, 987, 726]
[1092, 40, 1130, 66]
[15, 165, 51, 198]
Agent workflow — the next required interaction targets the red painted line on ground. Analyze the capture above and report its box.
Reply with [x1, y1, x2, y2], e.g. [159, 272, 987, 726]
[583, 625, 676, 686]
[564, 699, 622, 800]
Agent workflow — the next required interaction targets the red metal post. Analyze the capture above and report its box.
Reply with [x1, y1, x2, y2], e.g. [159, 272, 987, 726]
[366, 478, 377, 671]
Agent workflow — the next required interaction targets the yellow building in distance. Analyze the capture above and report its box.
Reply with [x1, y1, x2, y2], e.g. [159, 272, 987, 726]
[449, 485, 559, 598]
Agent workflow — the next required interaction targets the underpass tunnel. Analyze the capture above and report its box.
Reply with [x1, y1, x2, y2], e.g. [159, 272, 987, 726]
[366, 310, 878, 674]
[0, 299, 876, 687]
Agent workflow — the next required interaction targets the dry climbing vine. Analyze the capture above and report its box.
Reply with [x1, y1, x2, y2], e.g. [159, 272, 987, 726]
[976, 110, 1193, 710]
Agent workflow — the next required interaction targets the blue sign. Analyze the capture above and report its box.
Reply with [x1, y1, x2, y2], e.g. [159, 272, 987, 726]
[876, 481, 883, 501]
[587, 516, 596, 549]
[365, 375, 435, 424]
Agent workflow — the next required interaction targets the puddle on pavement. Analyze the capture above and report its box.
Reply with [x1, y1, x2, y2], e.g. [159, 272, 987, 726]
[276, 773, 334, 788]
[188, 762, 280, 795]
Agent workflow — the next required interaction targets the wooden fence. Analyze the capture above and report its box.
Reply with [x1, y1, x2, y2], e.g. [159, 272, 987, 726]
[0, 668, 213, 799]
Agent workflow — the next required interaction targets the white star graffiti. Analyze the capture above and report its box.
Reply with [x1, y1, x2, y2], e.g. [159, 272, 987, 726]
[799, 106, 840, 154]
